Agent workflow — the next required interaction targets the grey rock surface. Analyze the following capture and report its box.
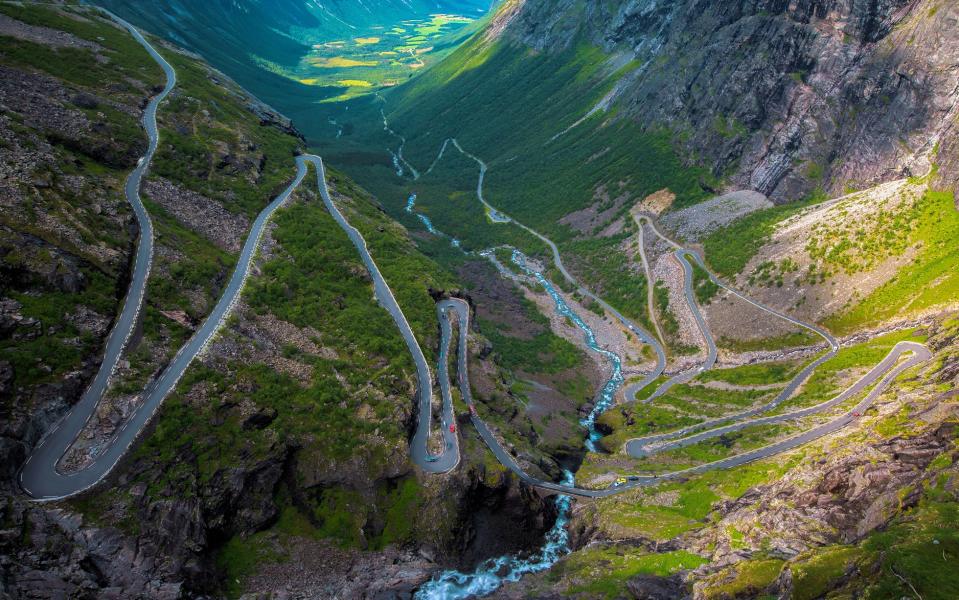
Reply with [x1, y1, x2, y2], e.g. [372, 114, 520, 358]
[503, 0, 959, 201]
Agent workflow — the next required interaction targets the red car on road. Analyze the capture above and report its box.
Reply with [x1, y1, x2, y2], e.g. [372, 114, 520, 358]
[449, 424, 456, 433]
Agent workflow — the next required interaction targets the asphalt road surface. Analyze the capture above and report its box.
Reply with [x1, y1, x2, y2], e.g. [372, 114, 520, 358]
[21, 19, 932, 502]
[306, 156, 460, 473]
[20, 14, 312, 499]
[400, 135, 931, 497]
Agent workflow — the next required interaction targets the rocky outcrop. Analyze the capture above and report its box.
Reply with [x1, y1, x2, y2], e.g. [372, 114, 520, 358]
[0, 63, 147, 169]
[701, 421, 956, 561]
[245, 98, 304, 142]
[0, 13, 147, 495]
[0, 12, 103, 50]
[683, 316, 959, 587]
[628, 573, 688, 600]
[503, 313, 958, 598]
[501, 0, 959, 201]
[144, 178, 250, 252]
[0, 503, 187, 599]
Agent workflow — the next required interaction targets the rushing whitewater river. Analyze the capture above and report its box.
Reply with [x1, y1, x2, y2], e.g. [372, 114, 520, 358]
[415, 470, 575, 599]
[510, 250, 626, 451]
[413, 245, 627, 598]
[406, 193, 462, 248]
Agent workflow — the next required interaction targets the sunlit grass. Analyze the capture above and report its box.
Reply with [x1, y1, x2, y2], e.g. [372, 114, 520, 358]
[309, 56, 378, 68]
[337, 79, 373, 88]
[289, 13, 476, 99]
[826, 189, 959, 333]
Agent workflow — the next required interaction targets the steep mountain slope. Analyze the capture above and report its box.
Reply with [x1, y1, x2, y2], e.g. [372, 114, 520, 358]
[1, 5, 606, 597]
[312, 0, 958, 345]
[504, 0, 959, 201]
[501, 316, 958, 599]
[298, 1, 959, 597]
[1, 2, 167, 488]
[5, 1, 959, 598]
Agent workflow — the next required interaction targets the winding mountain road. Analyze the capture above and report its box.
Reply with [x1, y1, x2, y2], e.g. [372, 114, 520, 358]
[19, 13, 315, 499]
[623, 215, 843, 457]
[626, 341, 926, 459]
[435, 299, 929, 498]
[640, 248, 719, 402]
[18, 12, 174, 500]
[19, 17, 459, 501]
[635, 218, 666, 345]
[20, 15, 932, 504]
[444, 139, 669, 397]
[307, 156, 459, 473]
[382, 122, 931, 496]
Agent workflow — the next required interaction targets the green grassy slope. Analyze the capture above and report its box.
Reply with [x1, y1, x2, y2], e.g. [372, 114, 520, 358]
[826, 189, 959, 333]
[325, 35, 715, 231]
[75, 165, 466, 596]
[314, 33, 716, 328]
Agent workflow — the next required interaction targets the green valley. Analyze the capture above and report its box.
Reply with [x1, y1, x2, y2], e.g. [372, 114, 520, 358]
[3, 0, 959, 599]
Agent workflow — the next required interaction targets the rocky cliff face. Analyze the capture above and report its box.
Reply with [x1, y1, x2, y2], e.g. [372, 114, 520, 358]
[502, 0, 959, 201]
[496, 312, 959, 599]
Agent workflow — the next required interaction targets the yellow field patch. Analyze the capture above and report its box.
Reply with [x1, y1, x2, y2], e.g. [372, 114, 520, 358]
[415, 14, 473, 36]
[378, 51, 398, 56]
[354, 36, 381, 45]
[309, 57, 377, 68]
[337, 79, 373, 88]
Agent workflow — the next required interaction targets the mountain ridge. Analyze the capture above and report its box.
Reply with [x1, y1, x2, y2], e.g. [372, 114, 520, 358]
[408, 0, 959, 202]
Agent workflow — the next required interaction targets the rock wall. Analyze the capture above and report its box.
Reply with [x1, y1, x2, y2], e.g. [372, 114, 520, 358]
[501, 0, 959, 201]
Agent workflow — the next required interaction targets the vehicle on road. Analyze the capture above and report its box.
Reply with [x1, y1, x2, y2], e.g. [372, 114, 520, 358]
[449, 424, 456, 433]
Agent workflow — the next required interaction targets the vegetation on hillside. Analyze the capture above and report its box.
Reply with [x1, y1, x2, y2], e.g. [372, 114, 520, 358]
[697, 482, 959, 600]
[827, 189, 958, 333]
[90, 167, 465, 597]
[0, 3, 162, 404]
[151, 49, 303, 219]
[315, 35, 719, 330]
[478, 296, 583, 375]
[701, 199, 816, 278]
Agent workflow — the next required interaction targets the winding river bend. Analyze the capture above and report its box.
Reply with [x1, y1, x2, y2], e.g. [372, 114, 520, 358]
[413, 248, 629, 597]
[406, 193, 462, 248]
[509, 250, 624, 450]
